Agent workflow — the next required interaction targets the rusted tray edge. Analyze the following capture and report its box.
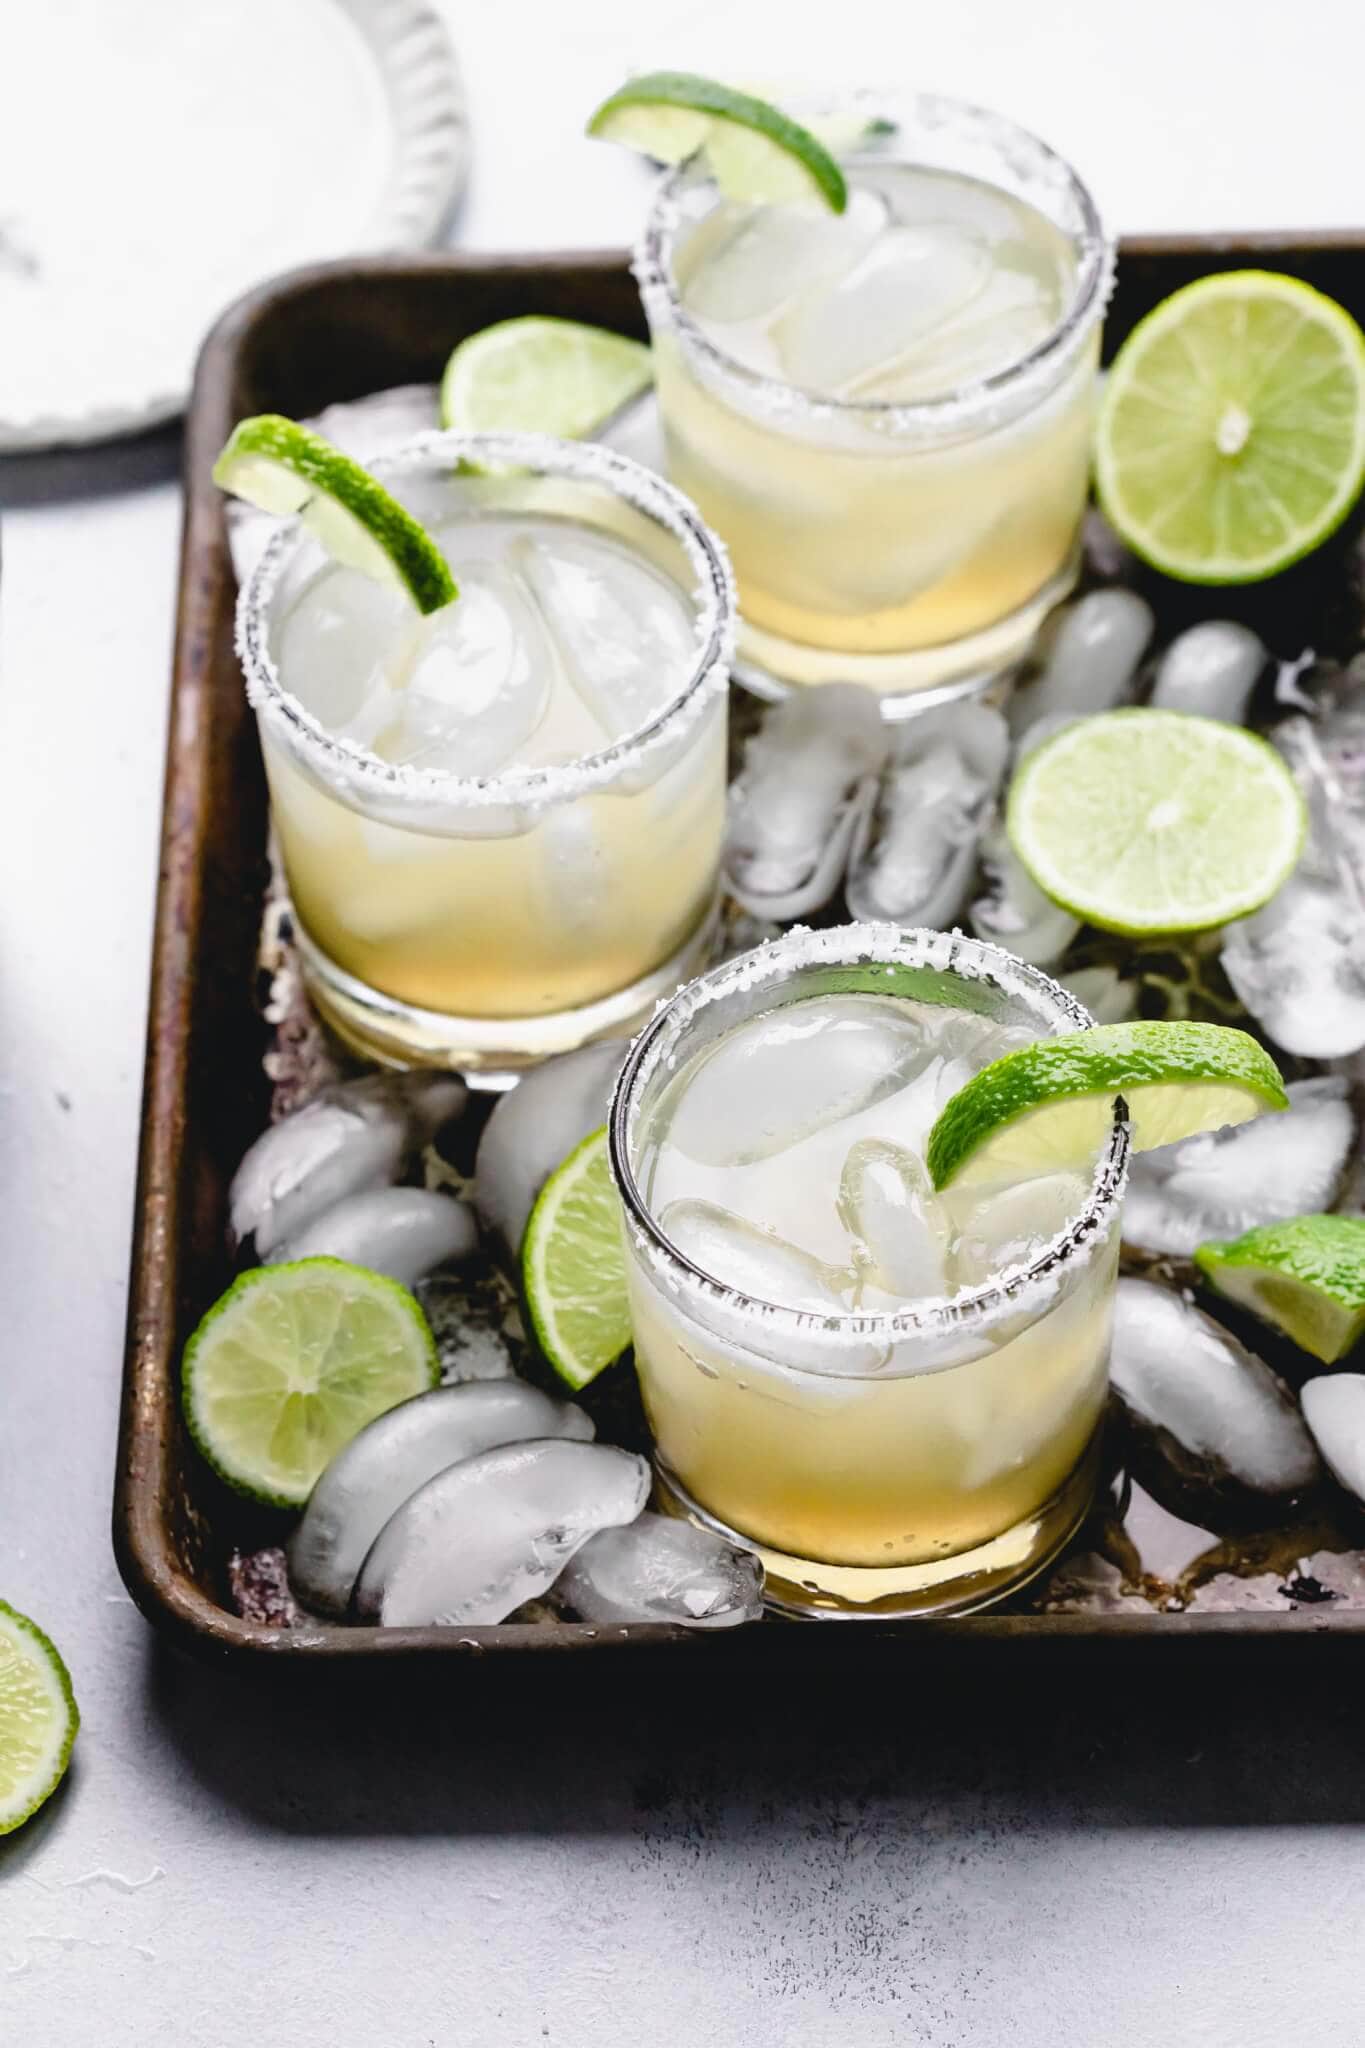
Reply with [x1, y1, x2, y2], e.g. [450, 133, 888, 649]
[116, 241, 1365, 1666]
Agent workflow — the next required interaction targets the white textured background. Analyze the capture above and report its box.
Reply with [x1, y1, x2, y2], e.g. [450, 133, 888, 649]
[3, 2, 1365, 2042]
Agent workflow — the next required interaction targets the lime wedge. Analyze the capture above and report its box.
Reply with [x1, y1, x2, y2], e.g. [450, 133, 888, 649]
[440, 317, 653, 437]
[213, 415, 457, 614]
[182, 1259, 439, 1508]
[1096, 271, 1365, 583]
[587, 71, 847, 213]
[0, 1602, 78, 1836]
[926, 1020, 1287, 1190]
[1195, 1214, 1365, 1363]
[522, 1127, 632, 1390]
[1007, 709, 1306, 936]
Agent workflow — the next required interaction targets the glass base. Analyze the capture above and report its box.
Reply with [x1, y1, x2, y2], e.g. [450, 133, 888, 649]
[654, 1435, 1100, 1620]
[293, 897, 722, 1083]
[731, 550, 1080, 721]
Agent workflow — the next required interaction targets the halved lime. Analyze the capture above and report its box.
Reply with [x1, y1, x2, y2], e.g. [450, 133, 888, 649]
[587, 71, 847, 213]
[1096, 271, 1365, 583]
[440, 317, 653, 437]
[926, 1020, 1287, 1190]
[1007, 709, 1306, 936]
[182, 1259, 439, 1508]
[1195, 1214, 1365, 1363]
[213, 415, 457, 614]
[0, 1602, 78, 1836]
[522, 1126, 632, 1390]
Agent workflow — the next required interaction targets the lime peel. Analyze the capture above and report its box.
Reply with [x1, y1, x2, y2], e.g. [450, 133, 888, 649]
[587, 71, 847, 213]
[1195, 1214, 1365, 1364]
[523, 1126, 632, 1391]
[182, 1258, 440, 1509]
[213, 414, 457, 615]
[926, 1021, 1287, 1190]
[1007, 709, 1307, 937]
[1096, 270, 1365, 584]
[0, 1601, 79, 1836]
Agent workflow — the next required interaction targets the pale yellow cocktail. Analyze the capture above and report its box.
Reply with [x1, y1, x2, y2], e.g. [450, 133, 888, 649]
[609, 926, 1128, 1617]
[635, 94, 1111, 705]
[239, 435, 734, 1072]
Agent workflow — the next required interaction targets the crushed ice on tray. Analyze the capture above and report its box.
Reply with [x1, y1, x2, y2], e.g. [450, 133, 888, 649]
[474, 1038, 629, 1259]
[1006, 588, 1154, 736]
[352, 1438, 650, 1627]
[267, 1186, 477, 1283]
[556, 1512, 764, 1627]
[288, 1380, 594, 1617]
[229, 1073, 466, 1257]
[1123, 1077, 1356, 1259]
[1055, 963, 1139, 1025]
[970, 817, 1080, 966]
[1225, 656, 1365, 1058]
[724, 683, 888, 921]
[1110, 1278, 1321, 1510]
[1149, 620, 1266, 722]
[845, 701, 1008, 927]
[1301, 1375, 1365, 1507]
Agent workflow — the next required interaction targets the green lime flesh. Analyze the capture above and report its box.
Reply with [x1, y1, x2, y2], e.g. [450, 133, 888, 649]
[213, 414, 457, 614]
[182, 1258, 439, 1509]
[0, 1601, 78, 1836]
[1196, 1214, 1365, 1363]
[522, 1127, 632, 1391]
[926, 1021, 1287, 1191]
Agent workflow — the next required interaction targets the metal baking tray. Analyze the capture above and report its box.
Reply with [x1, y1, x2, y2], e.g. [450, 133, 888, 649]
[116, 238, 1365, 1665]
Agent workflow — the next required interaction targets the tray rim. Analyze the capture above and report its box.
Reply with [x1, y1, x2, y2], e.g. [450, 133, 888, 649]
[116, 237, 1365, 1666]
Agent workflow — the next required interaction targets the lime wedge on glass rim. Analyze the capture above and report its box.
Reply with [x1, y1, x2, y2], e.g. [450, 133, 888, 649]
[926, 1021, 1287, 1191]
[0, 1601, 78, 1836]
[213, 414, 457, 614]
[523, 1127, 632, 1391]
[1096, 270, 1365, 583]
[1195, 1214, 1365, 1364]
[440, 317, 653, 437]
[587, 71, 847, 212]
[1007, 709, 1306, 936]
[182, 1259, 440, 1509]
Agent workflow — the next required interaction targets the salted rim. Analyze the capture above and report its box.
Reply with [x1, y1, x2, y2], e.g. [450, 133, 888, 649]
[237, 429, 735, 814]
[609, 923, 1130, 1370]
[635, 89, 1114, 440]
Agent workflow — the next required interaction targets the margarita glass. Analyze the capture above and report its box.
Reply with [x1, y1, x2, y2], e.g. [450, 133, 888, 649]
[635, 91, 1112, 712]
[609, 924, 1129, 1617]
[239, 432, 734, 1076]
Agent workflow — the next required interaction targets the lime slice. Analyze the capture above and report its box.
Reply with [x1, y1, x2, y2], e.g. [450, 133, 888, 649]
[1096, 271, 1365, 583]
[440, 317, 653, 437]
[926, 1020, 1287, 1190]
[522, 1126, 632, 1390]
[1195, 1214, 1365, 1363]
[587, 71, 847, 213]
[1007, 709, 1306, 936]
[213, 415, 457, 614]
[182, 1259, 439, 1508]
[0, 1602, 78, 1836]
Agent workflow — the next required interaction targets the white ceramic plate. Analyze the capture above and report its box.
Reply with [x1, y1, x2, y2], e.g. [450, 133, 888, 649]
[0, 0, 469, 451]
